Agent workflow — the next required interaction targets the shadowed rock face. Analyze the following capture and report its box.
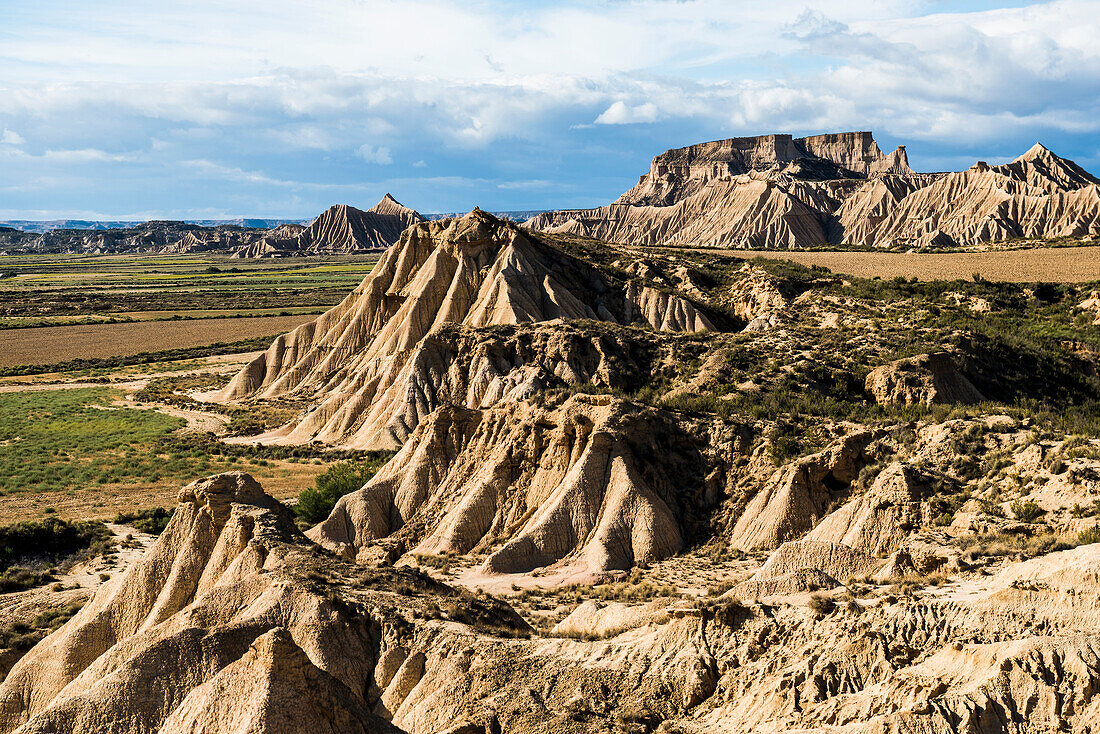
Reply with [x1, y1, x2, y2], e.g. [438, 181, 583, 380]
[308, 394, 709, 581]
[0, 472, 529, 734]
[527, 134, 1100, 249]
[214, 209, 717, 449]
[233, 195, 425, 258]
[865, 352, 985, 406]
[7, 471, 1100, 733]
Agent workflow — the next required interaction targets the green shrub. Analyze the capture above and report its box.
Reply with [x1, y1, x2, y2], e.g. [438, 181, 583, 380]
[808, 593, 834, 619]
[295, 458, 389, 524]
[1010, 500, 1043, 523]
[0, 517, 112, 572]
[114, 507, 172, 535]
[1077, 526, 1100, 546]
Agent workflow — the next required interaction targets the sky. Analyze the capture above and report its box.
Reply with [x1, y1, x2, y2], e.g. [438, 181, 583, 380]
[1, 0, 1098, 220]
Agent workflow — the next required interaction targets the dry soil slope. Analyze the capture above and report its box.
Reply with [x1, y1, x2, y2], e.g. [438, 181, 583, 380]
[213, 208, 715, 450]
[309, 393, 709, 581]
[5, 471, 1100, 734]
[233, 195, 425, 257]
[528, 133, 1100, 249]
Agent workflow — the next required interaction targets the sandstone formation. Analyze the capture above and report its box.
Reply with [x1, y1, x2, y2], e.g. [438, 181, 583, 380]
[0, 472, 528, 734]
[0, 195, 422, 257]
[804, 461, 928, 556]
[727, 431, 878, 551]
[865, 352, 985, 406]
[214, 209, 719, 449]
[734, 540, 883, 598]
[233, 196, 425, 258]
[6, 471, 1100, 733]
[308, 394, 702, 580]
[527, 133, 1100, 249]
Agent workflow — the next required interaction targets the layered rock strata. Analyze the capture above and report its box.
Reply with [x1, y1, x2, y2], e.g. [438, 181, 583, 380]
[528, 134, 1100, 249]
[214, 209, 718, 449]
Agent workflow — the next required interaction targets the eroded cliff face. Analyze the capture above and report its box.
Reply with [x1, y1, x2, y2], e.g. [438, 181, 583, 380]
[527, 133, 1100, 249]
[232, 195, 425, 258]
[6, 471, 1100, 734]
[214, 209, 719, 449]
[308, 394, 709, 581]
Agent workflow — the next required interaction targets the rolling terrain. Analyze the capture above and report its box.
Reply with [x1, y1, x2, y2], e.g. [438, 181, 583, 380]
[3, 165, 1100, 732]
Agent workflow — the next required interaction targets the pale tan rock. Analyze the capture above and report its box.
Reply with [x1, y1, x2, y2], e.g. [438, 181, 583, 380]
[805, 462, 927, 557]
[551, 599, 675, 639]
[865, 352, 984, 406]
[527, 135, 1099, 249]
[234, 195, 423, 258]
[213, 209, 716, 449]
[309, 395, 686, 578]
[728, 431, 877, 551]
[159, 628, 396, 734]
[735, 540, 883, 598]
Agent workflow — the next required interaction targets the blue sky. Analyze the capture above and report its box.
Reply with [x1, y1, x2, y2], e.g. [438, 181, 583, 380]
[1, 0, 1097, 219]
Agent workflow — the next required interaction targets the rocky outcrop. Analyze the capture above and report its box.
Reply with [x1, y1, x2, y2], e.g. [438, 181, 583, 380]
[0, 472, 531, 734]
[293, 196, 424, 254]
[866, 352, 985, 406]
[728, 431, 878, 551]
[734, 540, 883, 597]
[527, 135, 1100, 249]
[233, 196, 425, 258]
[804, 462, 928, 556]
[727, 264, 792, 330]
[213, 209, 718, 449]
[0, 197, 424, 257]
[6, 470, 1100, 732]
[309, 394, 704, 580]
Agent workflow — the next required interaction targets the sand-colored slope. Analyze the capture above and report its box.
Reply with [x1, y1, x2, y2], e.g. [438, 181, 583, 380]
[528, 134, 1100, 249]
[233, 195, 424, 258]
[309, 394, 703, 580]
[214, 209, 716, 449]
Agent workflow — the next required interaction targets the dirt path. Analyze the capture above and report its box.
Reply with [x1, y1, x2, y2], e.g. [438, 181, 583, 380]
[0, 351, 259, 394]
[0, 523, 158, 677]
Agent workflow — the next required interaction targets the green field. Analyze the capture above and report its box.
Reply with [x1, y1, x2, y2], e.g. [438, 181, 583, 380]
[0, 253, 379, 323]
[0, 252, 379, 372]
[0, 386, 337, 523]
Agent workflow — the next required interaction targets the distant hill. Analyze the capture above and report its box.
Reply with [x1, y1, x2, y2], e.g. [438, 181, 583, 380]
[527, 131, 1100, 249]
[0, 218, 309, 234]
[0, 195, 424, 257]
[424, 209, 550, 222]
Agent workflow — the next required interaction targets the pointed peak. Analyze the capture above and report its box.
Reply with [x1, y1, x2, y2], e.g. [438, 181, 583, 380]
[1014, 142, 1055, 163]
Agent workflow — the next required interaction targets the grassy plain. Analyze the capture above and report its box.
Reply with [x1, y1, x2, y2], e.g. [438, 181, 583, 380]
[0, 252, 382, 523]
[0, 385, 329, 524]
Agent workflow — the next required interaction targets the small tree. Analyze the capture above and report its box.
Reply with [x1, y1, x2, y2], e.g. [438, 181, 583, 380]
[295, 461, 380, 524]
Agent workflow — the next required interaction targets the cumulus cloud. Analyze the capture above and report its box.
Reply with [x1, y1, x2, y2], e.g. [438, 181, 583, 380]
[356, 144, 394, 165]
[0, 0, 1096, 217]
[595, 101, 660, 125]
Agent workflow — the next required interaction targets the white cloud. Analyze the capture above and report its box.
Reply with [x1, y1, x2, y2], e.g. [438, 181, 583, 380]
[594, 101, 660, 125]
[356, 144, 393, 165]
[0, 1, 1097, 216]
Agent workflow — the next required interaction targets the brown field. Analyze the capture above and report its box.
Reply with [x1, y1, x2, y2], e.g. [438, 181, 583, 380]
[726, 245, 1100, 282]
[0, 460, 325, 525]
[0, 314, 315, 367]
